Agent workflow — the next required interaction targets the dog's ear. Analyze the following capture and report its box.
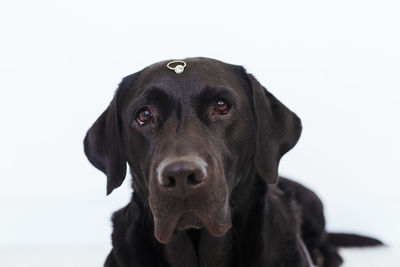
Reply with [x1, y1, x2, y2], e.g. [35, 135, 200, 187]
[247, 73, 302, 184]
[84, 74, 136, 195]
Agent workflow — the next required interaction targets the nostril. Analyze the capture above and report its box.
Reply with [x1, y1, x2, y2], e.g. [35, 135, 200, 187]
[158, 158, 208, 191]
[187, 172, 202, 186]
[164, 176, 176, 187]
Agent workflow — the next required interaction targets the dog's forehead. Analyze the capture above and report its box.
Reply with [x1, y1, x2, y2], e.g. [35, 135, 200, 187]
[133, 58, 245, 95]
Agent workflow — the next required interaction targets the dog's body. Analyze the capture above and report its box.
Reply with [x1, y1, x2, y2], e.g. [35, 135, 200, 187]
[104, 177, 341, 267]
[84, 58, 381, 267]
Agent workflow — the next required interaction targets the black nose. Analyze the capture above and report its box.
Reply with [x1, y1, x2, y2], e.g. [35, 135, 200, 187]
[158, 158, 207, 195]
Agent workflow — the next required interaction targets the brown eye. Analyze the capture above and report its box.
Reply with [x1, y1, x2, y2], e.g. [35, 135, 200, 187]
[136, 108, 153, 125]
[214, 100, 229, 114]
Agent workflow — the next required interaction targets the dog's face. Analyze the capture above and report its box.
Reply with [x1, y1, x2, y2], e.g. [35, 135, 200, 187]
[84, 58, 302, 244]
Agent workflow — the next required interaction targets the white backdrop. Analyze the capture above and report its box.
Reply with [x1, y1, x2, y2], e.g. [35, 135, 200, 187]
[1, 0, 399, 249]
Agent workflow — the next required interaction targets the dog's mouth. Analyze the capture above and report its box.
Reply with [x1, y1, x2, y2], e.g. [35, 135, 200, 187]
[176, 212, 203, 230]
[151, 202, 231, 244]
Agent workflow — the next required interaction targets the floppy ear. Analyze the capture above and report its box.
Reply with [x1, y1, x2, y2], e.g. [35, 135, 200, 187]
[248, 74, 302, 184]
[84, 74, 136, 195]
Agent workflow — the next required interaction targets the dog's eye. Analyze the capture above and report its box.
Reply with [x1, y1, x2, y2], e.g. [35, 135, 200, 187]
[136, 108, 154, 125]
[214, 100, 230, 114]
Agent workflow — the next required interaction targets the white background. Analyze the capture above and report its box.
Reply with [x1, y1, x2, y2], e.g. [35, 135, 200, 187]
[1, 0, 399, 258]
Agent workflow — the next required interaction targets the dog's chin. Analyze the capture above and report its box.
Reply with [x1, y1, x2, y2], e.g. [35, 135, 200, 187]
[153, 210, 231, 244]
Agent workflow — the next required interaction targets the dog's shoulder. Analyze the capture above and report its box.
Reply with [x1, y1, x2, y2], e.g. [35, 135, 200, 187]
[265, 184, 302, 235]
[258, 185, 309, 266]
[109, 198, 167, 267]
[111, 200, 140, 228]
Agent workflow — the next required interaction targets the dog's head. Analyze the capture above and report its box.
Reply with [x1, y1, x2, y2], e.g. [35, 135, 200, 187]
[84, 58, 301, 243]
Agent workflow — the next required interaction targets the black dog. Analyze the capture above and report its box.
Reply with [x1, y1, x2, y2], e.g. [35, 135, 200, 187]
[84, 58, 381, 267]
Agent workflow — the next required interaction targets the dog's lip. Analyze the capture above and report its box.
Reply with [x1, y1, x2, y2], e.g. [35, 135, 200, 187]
[152, 207, 231, 244]
[153, 216, 179, 244]
[153, 212, 204, 244]
[199, 207, 232, 237]
[176, 212, 203, 230]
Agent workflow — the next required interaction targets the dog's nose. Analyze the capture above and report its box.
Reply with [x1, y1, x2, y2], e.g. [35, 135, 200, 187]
[157, 157, 207, 195]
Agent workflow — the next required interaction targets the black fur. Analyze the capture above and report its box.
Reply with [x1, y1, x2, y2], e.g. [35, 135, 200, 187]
[84, 58, 381, 267]
[327, 233, 383, 247]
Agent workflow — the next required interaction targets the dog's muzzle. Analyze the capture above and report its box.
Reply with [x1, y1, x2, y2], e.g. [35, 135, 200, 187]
[149, 155, 231, 243]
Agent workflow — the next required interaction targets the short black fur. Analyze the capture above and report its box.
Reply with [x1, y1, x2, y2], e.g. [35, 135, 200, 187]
[84, 58, 381, 267]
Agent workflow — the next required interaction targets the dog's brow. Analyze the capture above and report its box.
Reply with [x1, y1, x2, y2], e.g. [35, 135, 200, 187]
[195, 86, 238, 104]
[126, 86, 175, 123]
[202, 86, 234, 94]
[128, 86, 176, 110]
[143, 87, 172, 102]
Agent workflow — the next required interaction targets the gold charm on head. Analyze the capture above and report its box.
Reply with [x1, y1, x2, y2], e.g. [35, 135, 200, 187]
[167, 60, 187, 74]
